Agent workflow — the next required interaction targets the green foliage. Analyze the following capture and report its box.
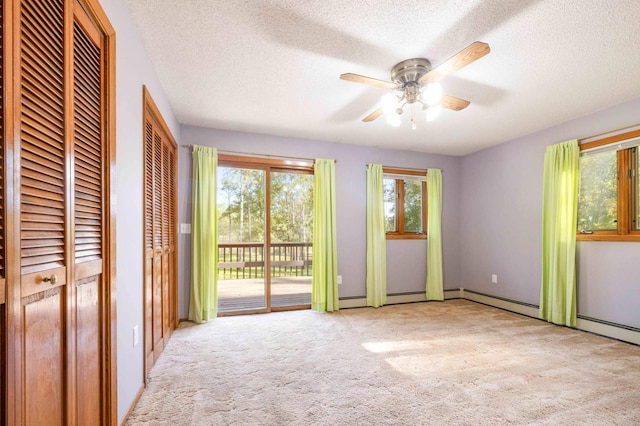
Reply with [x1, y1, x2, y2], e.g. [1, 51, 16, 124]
[383, 179, 396, 232]
[218, 167, 266, 242]
[383, 178, 423, 233]
[577, 150, 617, 231]
[270, 172, 313, 243]
[217, 168, 313, 243]
[404, 180, 423, 232]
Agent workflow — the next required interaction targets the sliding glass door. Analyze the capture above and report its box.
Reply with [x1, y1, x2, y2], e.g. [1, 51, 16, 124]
[217, 167, 267, 313]
[216, 158, 313, 314]
[270, 171, 313, 308]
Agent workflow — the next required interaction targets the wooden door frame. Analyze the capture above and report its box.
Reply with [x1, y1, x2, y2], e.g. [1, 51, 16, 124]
[216, 157, 314, 316]
[78, 1, 117, 423]
[142, 86, 178, 381]
[1, 0, 12, 422]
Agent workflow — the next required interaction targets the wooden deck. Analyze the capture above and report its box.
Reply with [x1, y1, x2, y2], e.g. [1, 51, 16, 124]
[218, 276, 311, 312]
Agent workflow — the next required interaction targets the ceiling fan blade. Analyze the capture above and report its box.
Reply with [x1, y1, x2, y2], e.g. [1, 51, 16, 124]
[363, 107, 384, 122]
[419, 41, 490, 84]
[340, 73, 397, 89]
[441, 95, 470, 111]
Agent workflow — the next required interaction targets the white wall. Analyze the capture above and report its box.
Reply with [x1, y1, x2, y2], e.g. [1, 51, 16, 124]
[97, 0, 181, 422]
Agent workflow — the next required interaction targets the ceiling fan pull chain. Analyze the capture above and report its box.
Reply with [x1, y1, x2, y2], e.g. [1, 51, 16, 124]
[411, 106, 417, 131]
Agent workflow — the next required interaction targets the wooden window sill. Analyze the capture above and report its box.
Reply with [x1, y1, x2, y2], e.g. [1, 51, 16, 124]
[576, 234, 640, 242]
[386, 234, 427, 240]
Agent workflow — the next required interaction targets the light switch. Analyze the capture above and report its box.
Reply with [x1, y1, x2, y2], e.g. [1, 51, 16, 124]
[180, 223, 191, 234]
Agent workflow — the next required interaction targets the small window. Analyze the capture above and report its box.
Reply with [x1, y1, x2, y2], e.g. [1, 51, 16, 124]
[577, 149, 618, 231]
[383, 168, 427, 240]
[577, 130, 640, 241]
[634, 147, 640, 231]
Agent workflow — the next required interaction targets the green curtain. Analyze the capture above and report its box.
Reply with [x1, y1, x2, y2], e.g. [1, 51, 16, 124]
[426, 168, 444, 301]
[540, 139, 579, 326]
[366, 164, 387, 307]
[188, 145, 218, 323]
[312, 159, 339, 312]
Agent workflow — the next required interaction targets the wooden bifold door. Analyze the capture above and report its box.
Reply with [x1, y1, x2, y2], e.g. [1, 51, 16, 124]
[1, 0, 117, 424]
[143, 87, 177, 378]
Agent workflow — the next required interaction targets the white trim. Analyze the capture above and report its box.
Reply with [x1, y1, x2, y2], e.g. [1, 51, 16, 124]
[338, 289, 640, 346]
[339, 298, 367, 309]
[338, 289, 460, 309]
[461, 290, 640, 346]
[461, 290, 539, 318]
[576, 318, 640, 346]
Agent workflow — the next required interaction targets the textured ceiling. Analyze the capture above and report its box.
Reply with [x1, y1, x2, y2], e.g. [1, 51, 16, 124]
[125, 0, 640, 155]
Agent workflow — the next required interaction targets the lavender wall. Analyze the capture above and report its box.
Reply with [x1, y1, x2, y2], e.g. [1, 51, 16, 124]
[177, 126, 462, 318]
[460, 98, 640, 328]
[98, 0, 181, 422]
[75, 2, 640, 423]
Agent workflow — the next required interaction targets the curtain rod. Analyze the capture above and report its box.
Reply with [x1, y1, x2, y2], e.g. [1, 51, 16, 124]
[383, 165, 430, 172]
[365, 164, 436, 173]
[578, 122, 640, 143]
[182, 144, 334, 163]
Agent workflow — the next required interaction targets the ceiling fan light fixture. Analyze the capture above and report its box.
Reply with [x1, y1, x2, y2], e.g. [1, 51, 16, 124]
[426, 104, 442, 122]
[424, 82, 443, 106]
[386, 113, 402, 127]
[380, 93, 397, 114]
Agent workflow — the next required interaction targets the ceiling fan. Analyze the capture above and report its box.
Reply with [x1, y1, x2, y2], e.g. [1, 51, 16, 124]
[340, 41, 490, 127]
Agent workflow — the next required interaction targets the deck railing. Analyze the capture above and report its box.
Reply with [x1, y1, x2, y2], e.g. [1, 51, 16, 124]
[218, 242, 312, 279]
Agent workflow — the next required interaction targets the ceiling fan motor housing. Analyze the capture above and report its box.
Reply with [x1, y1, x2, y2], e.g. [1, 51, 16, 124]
[391, 58, 431, 85]
[390, 58, 432, 105]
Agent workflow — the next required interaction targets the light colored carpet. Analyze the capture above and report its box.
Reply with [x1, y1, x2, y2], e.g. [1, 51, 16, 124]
[127, 300, 640, 425]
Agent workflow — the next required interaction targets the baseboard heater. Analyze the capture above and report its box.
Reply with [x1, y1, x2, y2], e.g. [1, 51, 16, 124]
[339, 288, 640, 346]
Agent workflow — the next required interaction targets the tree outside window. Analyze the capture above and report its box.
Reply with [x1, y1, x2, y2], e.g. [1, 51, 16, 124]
[383, 169, 427, 239]
[577, 130, 640, 240]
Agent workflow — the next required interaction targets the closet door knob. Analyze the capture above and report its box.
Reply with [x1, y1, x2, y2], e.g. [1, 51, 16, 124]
[43, 275, 58, 285]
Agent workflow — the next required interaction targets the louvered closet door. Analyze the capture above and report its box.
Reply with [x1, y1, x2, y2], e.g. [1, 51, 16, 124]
[72, 4, 105, 425]
[143, 94, 177, 376]
[144, 118, 154, 373]
[3, 0, 113, 423]
[19, 0, 68, 423]
[152, 130, 164, 360]
[161, 142, 170, 340]
[168, 146, 176, 331]
[144, 118, 168, 372]
[17, 0, 108, 424]
[161, 141, 176, 341]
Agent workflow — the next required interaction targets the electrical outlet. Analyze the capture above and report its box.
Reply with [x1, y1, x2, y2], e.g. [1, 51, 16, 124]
[133, 325, 139, 347]
[337, 275, 343, 285]
[491, 274, 498, 284]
